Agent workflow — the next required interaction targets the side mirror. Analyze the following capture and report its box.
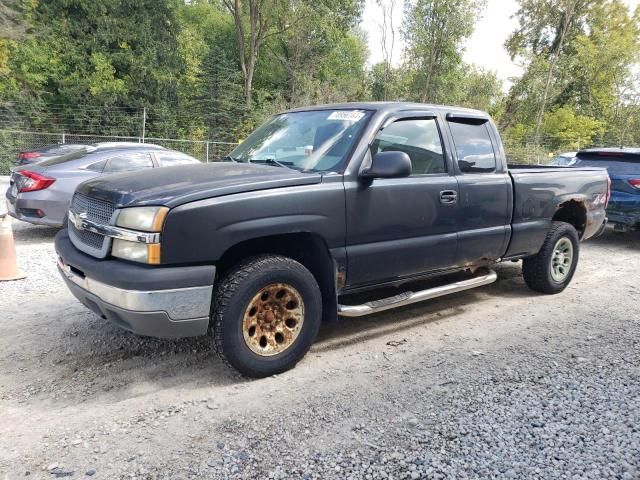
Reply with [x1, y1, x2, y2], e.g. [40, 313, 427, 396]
[360, 151, 412, 179]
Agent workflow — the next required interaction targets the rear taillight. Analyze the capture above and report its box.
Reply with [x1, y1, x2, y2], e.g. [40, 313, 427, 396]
[628, 179, 640, 190]
[19, 152, 41, 160]
[18, 170, 56, 193]
[606, 176, 611, 208]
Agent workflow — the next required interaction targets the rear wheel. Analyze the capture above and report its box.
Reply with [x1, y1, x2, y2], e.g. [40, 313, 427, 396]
[211, 255, 322, 378]
[522, 221, 580, 294]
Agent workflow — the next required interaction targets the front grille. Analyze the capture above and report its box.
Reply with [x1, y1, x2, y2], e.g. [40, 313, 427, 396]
[71, 193, 115, 224]
[68, 193, 116, 258]
[69, 224, 105, 250]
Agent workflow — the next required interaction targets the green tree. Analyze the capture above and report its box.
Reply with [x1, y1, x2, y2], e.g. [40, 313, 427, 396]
[269, 0, 366, 106]
[561, 2, 640, 144]
[402, 0, 485, 103]
[506, 0, 593, 142]
[456, 66, 503, 113]
[540, 106, 604, 149]
[222, 0, 290, 108]
[368, 62, 408, 101]
[502, 0, 639, 150]
[1, 0, 184, 136]
[198, 46, 247, 143]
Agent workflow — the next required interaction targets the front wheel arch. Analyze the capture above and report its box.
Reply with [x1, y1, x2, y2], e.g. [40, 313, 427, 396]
[215, 232, 338, 323]
[210, 254, 323, 377]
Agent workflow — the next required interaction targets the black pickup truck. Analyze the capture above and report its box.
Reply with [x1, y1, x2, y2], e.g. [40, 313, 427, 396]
[55, 103, 609, 377]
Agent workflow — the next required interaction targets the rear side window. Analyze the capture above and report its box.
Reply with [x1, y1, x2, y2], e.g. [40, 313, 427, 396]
[370, 118, 446, 175]
[104, 153, 153, 173]
[155, 152, 199, 167]
[448, 121, 496, 173]
[86, 160, 107, 172]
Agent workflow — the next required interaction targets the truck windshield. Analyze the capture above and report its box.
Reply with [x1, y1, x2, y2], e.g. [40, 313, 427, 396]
[228, 109, 373, 172]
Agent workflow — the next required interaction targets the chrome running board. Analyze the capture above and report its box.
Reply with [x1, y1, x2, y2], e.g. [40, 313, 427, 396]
[337, 269, 498, 317]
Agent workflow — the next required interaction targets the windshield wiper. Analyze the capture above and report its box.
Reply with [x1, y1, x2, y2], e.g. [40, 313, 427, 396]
[222, 155, 238, 162]
[252, 158, 299, 171]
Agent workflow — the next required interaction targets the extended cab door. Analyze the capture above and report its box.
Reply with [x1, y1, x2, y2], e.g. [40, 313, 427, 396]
[344, 114, 460, 288]
[443, 114, 512, 266]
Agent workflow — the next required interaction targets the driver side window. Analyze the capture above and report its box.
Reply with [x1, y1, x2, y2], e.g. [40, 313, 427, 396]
[370, 118, 446, 175]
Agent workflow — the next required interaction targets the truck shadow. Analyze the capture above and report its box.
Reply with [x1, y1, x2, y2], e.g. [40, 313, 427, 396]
[586, 228, 640, 250]
[3, 256, 565, 405]
[12, 222, 60, 244]
[314, 262, 530, 352]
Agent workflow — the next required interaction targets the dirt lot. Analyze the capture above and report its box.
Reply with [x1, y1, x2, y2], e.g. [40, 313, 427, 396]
[1, 220, 639, 480]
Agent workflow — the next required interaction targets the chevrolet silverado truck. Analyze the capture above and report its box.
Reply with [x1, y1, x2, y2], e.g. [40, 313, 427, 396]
[55, 103, 609, 377]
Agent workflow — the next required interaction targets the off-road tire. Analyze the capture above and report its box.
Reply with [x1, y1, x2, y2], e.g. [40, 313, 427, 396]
[522, 221, 580, 294]
[211, 255, 322, 378]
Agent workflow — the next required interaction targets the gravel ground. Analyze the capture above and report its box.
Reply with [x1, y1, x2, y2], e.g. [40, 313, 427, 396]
[0, 218, 639, 480]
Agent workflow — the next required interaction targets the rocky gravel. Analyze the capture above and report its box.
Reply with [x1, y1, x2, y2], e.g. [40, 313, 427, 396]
[0, 219, 639, 480]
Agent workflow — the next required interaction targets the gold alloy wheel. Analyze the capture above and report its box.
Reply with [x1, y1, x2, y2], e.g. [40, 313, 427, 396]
[242, 283, 305, 356]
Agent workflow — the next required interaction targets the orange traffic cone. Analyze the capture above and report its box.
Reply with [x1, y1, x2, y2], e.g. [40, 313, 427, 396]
[0, 214, 25, 281]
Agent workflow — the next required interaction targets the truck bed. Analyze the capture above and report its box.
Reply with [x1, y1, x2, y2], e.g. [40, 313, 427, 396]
[505, 166, 609, 259]
[507, 163, 605, 173]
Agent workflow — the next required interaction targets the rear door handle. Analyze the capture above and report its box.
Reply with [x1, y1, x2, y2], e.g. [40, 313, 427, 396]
[439, 190, 458, 204]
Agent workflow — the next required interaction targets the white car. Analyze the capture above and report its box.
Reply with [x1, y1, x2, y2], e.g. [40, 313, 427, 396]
[549, 152, 577, 166]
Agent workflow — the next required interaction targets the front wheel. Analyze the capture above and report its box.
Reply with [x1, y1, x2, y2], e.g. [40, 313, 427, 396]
[522, 221, 580, 294]
[211, 255, 322, 378]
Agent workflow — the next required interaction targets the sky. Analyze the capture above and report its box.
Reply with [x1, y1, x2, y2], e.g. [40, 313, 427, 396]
[361, 0, 640, 90]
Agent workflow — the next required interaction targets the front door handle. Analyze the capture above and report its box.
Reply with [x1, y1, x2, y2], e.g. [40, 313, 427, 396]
[439, 190, 458, 204]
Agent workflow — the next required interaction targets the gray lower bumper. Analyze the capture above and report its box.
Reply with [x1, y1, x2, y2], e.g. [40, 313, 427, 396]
[58, 260, 213, 338]
[6, 191, 66, 227]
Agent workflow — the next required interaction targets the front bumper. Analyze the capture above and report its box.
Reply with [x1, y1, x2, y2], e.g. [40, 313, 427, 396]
[55, 230, 215, 338]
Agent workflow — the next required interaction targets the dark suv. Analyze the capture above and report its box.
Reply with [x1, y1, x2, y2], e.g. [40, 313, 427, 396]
[574, 148, 640, 231]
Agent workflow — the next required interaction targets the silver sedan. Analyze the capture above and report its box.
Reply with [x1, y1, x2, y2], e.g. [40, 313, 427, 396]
[6, 146, 200, 227]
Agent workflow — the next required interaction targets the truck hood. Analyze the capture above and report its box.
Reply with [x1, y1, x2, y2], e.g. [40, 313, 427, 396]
[76, 162, 323, 208]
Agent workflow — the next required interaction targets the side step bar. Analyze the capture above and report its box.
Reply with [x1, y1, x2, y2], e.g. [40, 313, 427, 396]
[337, 269, 498, 317]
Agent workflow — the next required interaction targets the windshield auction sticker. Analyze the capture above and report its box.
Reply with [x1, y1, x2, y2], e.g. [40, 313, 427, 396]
[327, 111, 366, 122]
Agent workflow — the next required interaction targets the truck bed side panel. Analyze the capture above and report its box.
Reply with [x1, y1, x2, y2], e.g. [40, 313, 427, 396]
[506, 168, 608, 258]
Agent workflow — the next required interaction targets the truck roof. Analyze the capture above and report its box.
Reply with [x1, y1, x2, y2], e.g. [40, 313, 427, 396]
[285, 102, 489, 118]
[578, 147, 640, 156]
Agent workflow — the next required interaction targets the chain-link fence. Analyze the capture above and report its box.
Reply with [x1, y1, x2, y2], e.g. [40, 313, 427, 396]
[0, 130, 238, 175]
[0, 127, 614, 175]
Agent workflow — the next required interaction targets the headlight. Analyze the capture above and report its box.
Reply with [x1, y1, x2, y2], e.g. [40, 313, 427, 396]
[116, 206, 169, 232]
[112, 239, 161, 264]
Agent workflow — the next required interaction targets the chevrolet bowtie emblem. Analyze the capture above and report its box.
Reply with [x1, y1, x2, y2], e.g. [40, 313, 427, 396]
[69, 211, 87, 230]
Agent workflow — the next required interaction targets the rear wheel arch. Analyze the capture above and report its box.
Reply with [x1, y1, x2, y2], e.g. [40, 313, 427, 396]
[522, 221, 580, 294]
[216, 232, 338, 323]
[552, 200, 587, 238]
